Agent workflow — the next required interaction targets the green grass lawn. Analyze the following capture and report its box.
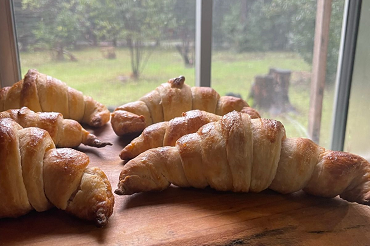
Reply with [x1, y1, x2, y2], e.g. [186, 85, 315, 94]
[19, 47, 335, 148]
[20, 47, 195, 107]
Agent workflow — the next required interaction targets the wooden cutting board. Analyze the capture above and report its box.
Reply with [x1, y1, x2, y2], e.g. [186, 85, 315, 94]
[1, 123, 370, 246]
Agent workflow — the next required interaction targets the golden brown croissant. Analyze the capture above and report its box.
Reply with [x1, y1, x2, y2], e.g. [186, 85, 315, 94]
[0, 118, 114, 226]
[120, 109, 260, 160]
[111, 75, 260, 136]
[0, 107, 112, 148]
[116, 111, 370, 206]
[0, 69, 110, 127]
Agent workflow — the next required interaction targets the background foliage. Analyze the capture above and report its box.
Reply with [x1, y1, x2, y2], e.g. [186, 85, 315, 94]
[15, 0, 344, 81]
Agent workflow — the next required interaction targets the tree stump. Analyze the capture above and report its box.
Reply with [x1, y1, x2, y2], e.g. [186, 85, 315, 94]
[101, 46, 116, 59]
[249, 68, 295, 115]
[250, 75, 275, 111]
[269, 68, 292, 109]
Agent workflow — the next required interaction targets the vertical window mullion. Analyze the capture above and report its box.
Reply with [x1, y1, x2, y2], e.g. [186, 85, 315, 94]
[330, 0, 362, 151]
[195, 0, 213, 87]
[0, 0, 21, 87]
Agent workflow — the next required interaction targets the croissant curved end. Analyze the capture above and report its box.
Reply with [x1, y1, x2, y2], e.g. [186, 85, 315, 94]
[90, 115, 107, 128]
[169, 75, 185, 88]
[114, 186, 125, 195]
[65, 167, 115, 227]
[115, 179, 135, 195]
[364, 192, 370, 205]
[84, 134, 113, 148]
[119, 148, 131, 160]
[111, 110, 146, 136]
[115, 176, 138, 195]
[93, 140, 113, 148]
[94, 204, 112, 227]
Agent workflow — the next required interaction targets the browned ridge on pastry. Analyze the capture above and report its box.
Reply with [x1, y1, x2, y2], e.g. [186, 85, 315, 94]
[0, 118, 114, 226]
[119, 109, 260, 160]
[116, 111, 370, 207]
[0, 69, 110, 127]
[0, 107, 112, 148]
[111, 75, 260, 136]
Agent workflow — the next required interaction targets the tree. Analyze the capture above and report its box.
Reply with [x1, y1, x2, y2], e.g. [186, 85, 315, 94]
[13, 0, 40, 52]
[22, 0, 82, 61]
[172, 0, 196, 67]
[219, 0, 344, 82]
[91, 0, 175, 78]
[221, 0, 291, 52]
[21, 0, 176, 76]
[288, 0, 344, 82]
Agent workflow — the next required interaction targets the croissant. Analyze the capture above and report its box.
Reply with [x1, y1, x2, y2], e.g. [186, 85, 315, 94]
[0, 118, 114, 226]
[111, 75, 260, 136]
[116, 111, 370, 206]
[120, 109, 260, 160]
[0, 107, 112, 148]
[0, 69, 110, 127]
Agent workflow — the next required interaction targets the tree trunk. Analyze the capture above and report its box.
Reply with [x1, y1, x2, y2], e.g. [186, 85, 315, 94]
[176, 44, 192, 67]
[55, 46, 64, 61]
[127, 38, 139, 79]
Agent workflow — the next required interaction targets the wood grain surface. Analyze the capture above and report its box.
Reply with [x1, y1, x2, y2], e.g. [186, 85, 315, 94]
[1, 123, 370, 246]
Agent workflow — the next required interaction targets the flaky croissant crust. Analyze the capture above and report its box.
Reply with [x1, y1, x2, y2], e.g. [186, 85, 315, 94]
[111, 75, 260, 136]
[0, 118, 114, 226]
[0, 69, 110, 127]
[116, 111, 370, 207]
[119, 109, 260, 160]
[0, 107, 112, 148]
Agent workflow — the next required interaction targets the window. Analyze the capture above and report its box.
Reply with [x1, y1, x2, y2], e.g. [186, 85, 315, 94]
[344, 0, 370, 157]
[0, 0, 365, 153]
[12, 0, 196, 109]
[210, 0, 345, 148]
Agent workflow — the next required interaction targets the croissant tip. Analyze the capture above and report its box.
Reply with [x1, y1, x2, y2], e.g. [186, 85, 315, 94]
[95, 141, 113, 148]
[26, 68, 38, 75]
[119, 150, 129, 160]
[94, 210, 109, 227]
[359, 191, 370, 205]
[169, 75, 185, 87]
[84, 135, 113, 148]
[114, 188, 125, 195]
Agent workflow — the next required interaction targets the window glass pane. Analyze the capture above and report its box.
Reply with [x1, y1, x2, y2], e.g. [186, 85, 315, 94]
[12, 0, 347, 150]
[344, 1, 370, 158]
[211, 0, 345, 148]
[13, 0, 196, 110]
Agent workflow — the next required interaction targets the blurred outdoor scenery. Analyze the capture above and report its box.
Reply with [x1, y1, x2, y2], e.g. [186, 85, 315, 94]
[13, 0, 345, 148]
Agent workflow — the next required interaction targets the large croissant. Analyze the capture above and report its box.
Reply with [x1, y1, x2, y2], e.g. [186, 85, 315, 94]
[111, 75, 259, 136]
[0, 118, 114, 226]
[116, 111, 370, 206]
[0, 107, 112, 148]
[0, 69, 110, 127]
[120, 109, 260, 160]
